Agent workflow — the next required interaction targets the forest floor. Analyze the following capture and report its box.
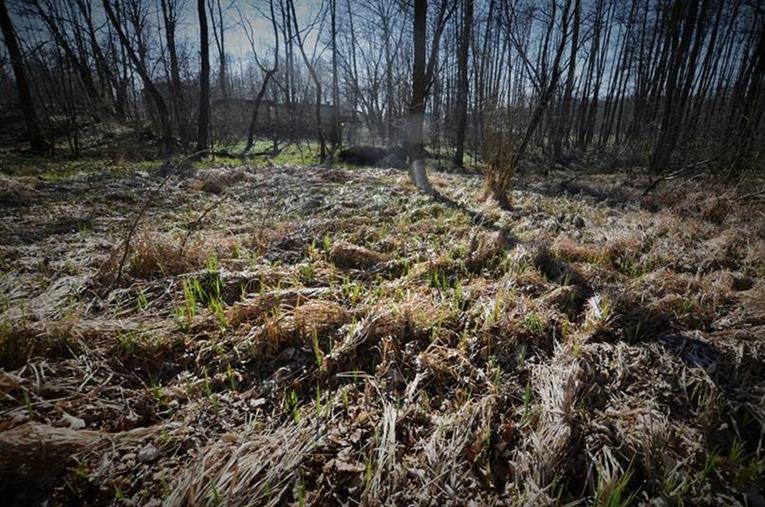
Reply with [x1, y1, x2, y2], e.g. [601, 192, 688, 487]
[1, 158, 764, 505]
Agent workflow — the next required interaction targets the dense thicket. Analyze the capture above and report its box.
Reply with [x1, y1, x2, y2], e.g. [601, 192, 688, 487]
[0, 0, 762, 180]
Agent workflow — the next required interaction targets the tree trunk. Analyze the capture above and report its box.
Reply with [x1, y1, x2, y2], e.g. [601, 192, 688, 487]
[244, 0, 279, 153]
[208, 0, 226, 99]
[33, 0, 103, 115]
[331, 0, 341, 152]
[197, 0, 210, 153]
[103, 0, 172, 154]
[552, 0, 580, 160]
[288, 0, 326, 161]
[216, 0, 226, 98]
[486, 0, 572, 207]
[383, 14, 395, 146]
[161, 0, 188, 145]
[0, 0, 47, 153]
[649, 0, 703, 174]
[408, 0, 432, 193]
[453, 0, 473, 167]
[729, 17, 765, 175]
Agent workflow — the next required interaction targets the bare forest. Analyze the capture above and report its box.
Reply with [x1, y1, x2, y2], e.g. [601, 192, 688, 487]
[0, 0, 764, 504]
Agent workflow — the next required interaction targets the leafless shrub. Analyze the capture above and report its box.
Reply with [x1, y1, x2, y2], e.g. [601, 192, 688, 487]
[480, 109, 515, 208]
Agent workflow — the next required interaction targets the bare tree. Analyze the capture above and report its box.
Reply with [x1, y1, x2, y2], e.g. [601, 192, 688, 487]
[648, 0, 706, 174]
[330, 0, 340, 151]
[551, 0, 580, 161]
[103, 0, 173, 154]
[408, 0, 431, 192]
[3, 0, 760, 178]
[208, 0, 226, 98]
[29, 0, 103, 114]
[0, 0, 47, 152]
[485, 0, 574, 207]
[408, 0, 456, 192]
[160, 0, 189, 144]
[197, 0, 210, 152]
[453, 0, 473, 167]
[241, 0, 279, 154]
[287, 0, 326, 160]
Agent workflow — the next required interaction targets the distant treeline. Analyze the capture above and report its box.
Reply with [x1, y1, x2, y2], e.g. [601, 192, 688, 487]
[0, 0, 762, 179]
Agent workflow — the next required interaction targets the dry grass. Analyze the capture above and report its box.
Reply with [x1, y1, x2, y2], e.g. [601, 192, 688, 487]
[551, 235, 606, 264]
[330, 241, 388, 269]
[184, 166, 255, 194]
[165, 413, 325, 507]
[0, 165, 763, 505]
[0, 422, 160, 490]
[95, 230, 234, 285]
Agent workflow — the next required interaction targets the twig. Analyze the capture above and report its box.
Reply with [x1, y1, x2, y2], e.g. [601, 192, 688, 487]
[642, 140, 738, 196]
[177, 195, 227, 256]
[642, 166, 693, 196]
[110, 150, 208, 288]
[559, 172, 581, 188]
[111, 173, 172, 288]
[736, 188, 765, 202]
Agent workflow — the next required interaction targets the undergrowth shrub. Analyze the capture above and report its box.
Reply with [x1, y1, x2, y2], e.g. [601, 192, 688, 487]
[481, 108, 515, 208]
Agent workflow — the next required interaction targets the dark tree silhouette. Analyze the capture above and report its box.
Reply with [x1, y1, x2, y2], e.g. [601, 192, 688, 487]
[407, 0, 431, 193]
[196, 0, 210, 153]
[0, 0, 47, 153]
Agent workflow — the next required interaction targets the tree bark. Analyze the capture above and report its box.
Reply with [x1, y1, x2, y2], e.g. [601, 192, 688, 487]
[244, 0, 279, 153]
[0, 0, 48, 153]
[197, 0, 211, 153]
[160, 0, 188, 144]
[408, 0, 432, 193]
[453, 0, 473, 167]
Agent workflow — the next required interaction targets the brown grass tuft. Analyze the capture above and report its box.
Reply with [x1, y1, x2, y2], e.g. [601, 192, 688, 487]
[96, 231, 231, 285]
[551, 236, 605, 264]
[0, 422, 159, 490]
[293, 300, 348, 337]
[186, 167, 254, 194]
[242, 298, 349, 361]
[226, 287, 331, 328]
[699, 194, 733, 225]
[129, 232, 209, 278]
[330, 241, 388, 269]
[0, 322, 81, 369]
[165, 412, 324, 507]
